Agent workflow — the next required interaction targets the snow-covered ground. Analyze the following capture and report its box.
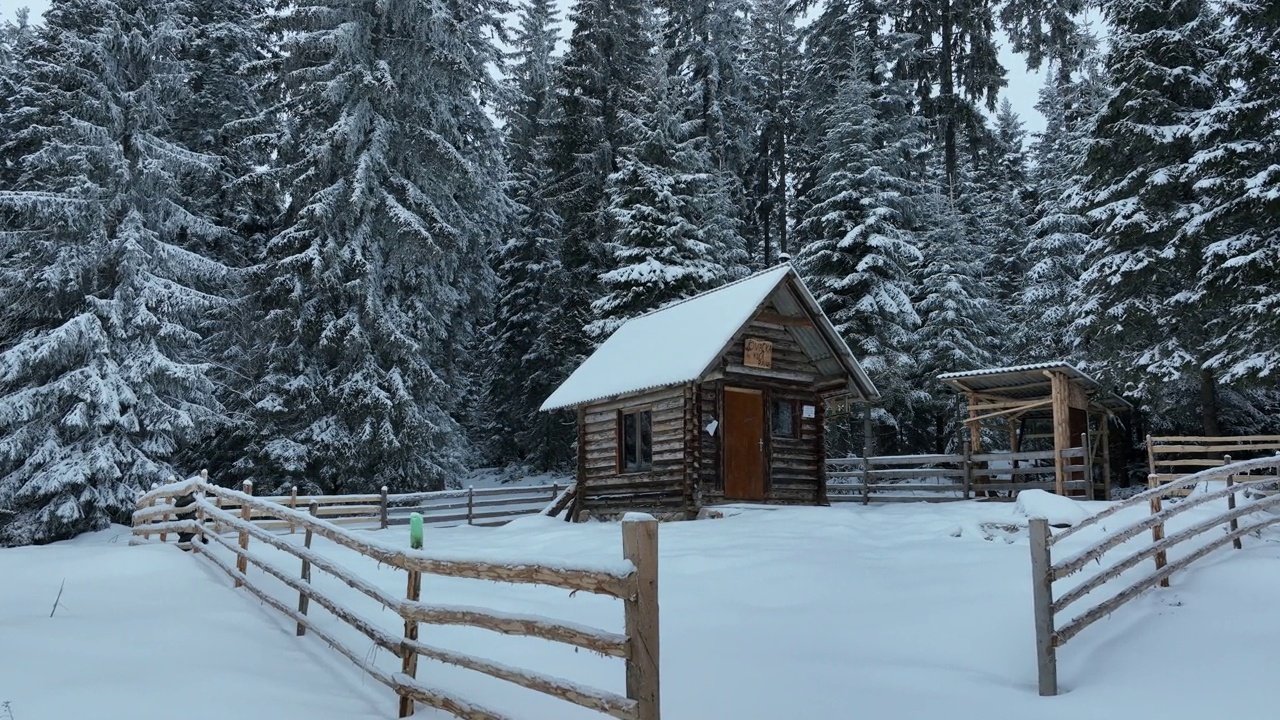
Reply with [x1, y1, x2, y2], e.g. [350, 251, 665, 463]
[4, 495, 1279, 720]
[0, 528, 387, 720]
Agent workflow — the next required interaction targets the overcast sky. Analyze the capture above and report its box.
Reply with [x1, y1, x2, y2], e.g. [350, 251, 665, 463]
[1, 0, 1049, 133]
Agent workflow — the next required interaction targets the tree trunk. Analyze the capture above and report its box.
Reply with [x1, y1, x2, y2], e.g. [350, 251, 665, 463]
[940, 0, 957, 198]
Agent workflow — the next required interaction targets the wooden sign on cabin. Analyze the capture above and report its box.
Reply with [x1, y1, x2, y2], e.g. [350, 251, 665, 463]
[744, 338, 773, 369]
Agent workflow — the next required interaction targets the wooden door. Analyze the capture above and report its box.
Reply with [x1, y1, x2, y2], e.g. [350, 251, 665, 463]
[723, 387, 766, 500]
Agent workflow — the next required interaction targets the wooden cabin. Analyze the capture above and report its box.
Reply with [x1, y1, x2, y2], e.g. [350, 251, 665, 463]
[540, 264, 881, 521]
[937, 363, 1131, 499]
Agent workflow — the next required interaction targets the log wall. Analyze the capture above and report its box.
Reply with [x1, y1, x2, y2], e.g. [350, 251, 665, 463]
[579, 386, 692, 519]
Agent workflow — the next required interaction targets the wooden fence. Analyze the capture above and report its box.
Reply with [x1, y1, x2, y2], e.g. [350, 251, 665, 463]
[1148, 434, 1280, 497]
[826, 439, 1094, 503]
[136, 475, 567, 534]
[1027, 454, 1280, 696]
[131, 476, 658, 720]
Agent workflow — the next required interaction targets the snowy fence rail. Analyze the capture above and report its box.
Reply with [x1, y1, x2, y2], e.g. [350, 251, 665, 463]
[826, 441, 1093, 503]
[135, 480, 567, 535]
[1027, 454, 1280, 696]
[130, 476, 659, 720]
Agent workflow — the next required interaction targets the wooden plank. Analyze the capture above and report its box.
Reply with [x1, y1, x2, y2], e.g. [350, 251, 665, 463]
[402, 634, 639, 720]
[1055, 510, 1280, 647]
[622, 516, 659, 720]
[964, 399, 1055, 425]
[971, 449, 1056, 463]
[865, 468, 966, 479]
[1154, 458, 1228, 467]
[237, 481, 252, 587]
[1151, 434, 1280, 443]
[401, 568, 423, 717]
[1028, 518, 1058, 696]
[401, 602, 628, 657]
[1050, 371, 1070, 495]
[297, 501, 317, 636]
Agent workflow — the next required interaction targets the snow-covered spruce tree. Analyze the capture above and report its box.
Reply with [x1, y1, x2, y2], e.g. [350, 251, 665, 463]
[0, 8, 34, 190]
[794, 29, 928, 432]
[656, 0, 757, 246]
[0, 0, 231, 545]
[240, 0, 508, 494]
[1070, 0, 1227, 431]
[967, 99, 1032, 309]
[548, 0, 655, 356]
[169, 0, 279, 479]
[1188, 0, 1280, 382]
[743, 0, 802, 264]
[480, 0, 576, 471]
[790, 0, 859, 252]
[1016, 51, 1108, 362]
[908, 193, 1007, 453]
[589, 42, 746, 338]
[890, 0, 1005, 197]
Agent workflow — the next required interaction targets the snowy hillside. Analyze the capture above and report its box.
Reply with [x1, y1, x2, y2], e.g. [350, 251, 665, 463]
[5, 500, 1280, 719]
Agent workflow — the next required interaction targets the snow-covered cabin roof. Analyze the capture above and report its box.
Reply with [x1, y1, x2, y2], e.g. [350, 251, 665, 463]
[540, 265, 880, 412]
[937, 362, 1132, 412]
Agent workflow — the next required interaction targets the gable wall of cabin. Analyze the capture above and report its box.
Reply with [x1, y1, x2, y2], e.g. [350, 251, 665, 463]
[577, 385, 695, 519]
[695, 307, 831, 505]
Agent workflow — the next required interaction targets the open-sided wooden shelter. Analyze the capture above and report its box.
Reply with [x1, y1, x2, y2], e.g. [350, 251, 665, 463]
[540, 264, 880, 520]
[937, 362, 1131, 498]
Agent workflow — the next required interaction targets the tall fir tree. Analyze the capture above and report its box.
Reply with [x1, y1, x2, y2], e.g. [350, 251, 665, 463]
[0, 8, 34, 191]
[1017, 49, 1108, 361]
[172, 0, 279, 477]
[909, 197, 1006, 452]
[744, 0, 802, 264]
[1071, 0, 1227, 431]
[239, 0, 508, 493]
[892, 0, 1006, 197]
[968, 100, 1032, 309]
[1189, 0, 1280, 382]
[481, 0, 575, 471]
[590, 41, 747, 337]
[548, 0, 655, 357]
[0, 0, 232, 545]
[794, 19, 928, 432]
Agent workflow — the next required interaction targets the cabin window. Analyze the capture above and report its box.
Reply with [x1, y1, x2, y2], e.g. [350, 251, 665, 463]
[619, 409, 652, 472]
[771, 399, 796, 438]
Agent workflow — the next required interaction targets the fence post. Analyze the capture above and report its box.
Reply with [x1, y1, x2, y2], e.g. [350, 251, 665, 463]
[622, 514, 660, 720]
[399, 567, 423, 717]
[861, 458, 871, 506]
[1081, 432, 1094, 500]
[289, 485, 299, 534]
[467, 486, 475, 525]
[962, 441, 973, 500]
[1148, 474, 1169, 588]
[380, 486, 390, 530]
[1224, 455, 1242, 550]
[236, 480, 252, 588]
[298, 501, 318, 636]
[159, 475, 178, 543]
[1028, 517, 1058, 696]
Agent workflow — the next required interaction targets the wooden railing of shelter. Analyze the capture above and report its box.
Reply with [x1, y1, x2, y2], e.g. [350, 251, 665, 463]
[1027, 454, 1280, 696]
[826, 439, 1094, 503]
[131, 474, 659, 720]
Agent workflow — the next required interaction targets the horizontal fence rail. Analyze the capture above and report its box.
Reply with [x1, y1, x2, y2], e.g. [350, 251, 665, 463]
[826, 437, 1095, 504]
[130, 475, 658, 720]
[1027, 453, 1280, 696]
[1147, 434, 1280, 497]
[134, 474, 568, 537]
